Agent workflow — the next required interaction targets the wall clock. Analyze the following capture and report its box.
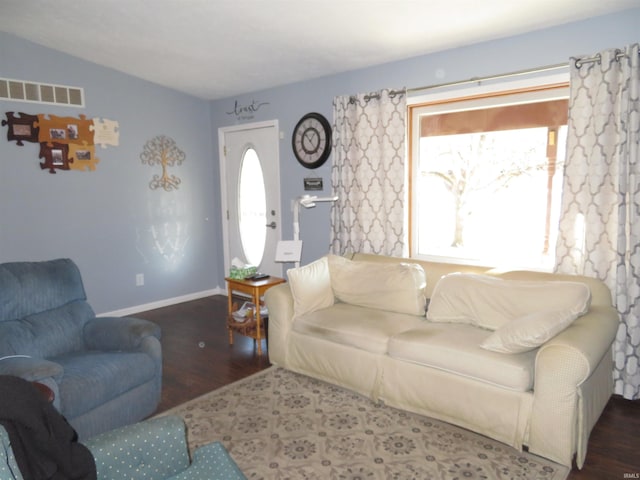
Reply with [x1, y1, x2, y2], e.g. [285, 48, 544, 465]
[292, 112, 332, 169]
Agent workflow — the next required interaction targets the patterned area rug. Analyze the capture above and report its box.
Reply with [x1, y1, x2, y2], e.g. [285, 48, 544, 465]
[160, 367, 569, 480]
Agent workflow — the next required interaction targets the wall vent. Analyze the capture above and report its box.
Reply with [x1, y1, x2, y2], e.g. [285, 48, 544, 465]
[0, 77, 84, 107]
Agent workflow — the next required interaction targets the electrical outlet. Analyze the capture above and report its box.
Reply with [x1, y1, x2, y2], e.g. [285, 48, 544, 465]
[136, 273, 144, 286]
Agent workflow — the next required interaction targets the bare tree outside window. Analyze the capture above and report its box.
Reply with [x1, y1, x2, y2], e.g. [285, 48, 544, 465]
[421, 128, 548, 248]
[410, 88, 568, 268]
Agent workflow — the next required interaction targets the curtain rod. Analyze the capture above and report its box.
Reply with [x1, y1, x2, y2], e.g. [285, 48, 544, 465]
[352, 61, 566, 102]
[350, 89, 405, 103]
[356, 49, 635, 101]
[574, 49, 632, 68]
[407, 62, 568, 95]
[408, 48, 638, 94]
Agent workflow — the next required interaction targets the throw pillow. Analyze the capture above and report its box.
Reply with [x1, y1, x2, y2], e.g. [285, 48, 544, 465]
[327, 254, 427, 316]
[287, 256, 334, 317]
[427, 273, 591, 330]
[480, 309, 580, 353]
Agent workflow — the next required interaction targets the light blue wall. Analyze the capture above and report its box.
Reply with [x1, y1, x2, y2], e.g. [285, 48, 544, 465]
[209, 8, 640, 268]
[0, 32, 220, 313]
[1, 8, 638, 313]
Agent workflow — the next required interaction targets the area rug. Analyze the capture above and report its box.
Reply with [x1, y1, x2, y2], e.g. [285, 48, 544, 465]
[159, 367, 569, 480]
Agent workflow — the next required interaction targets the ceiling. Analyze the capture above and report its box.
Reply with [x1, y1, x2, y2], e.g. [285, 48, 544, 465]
[0, 1, 637, 100]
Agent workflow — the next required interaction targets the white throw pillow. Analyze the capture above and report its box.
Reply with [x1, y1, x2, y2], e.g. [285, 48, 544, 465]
[480, 309, 580, 353]
[427, 273, 591, 330]
[327, 254, 427, 316]
[287, 256, 334, 317]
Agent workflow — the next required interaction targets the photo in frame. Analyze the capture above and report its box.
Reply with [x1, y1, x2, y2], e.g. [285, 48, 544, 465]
[39, 142, 70, 173]
[2, 112, 39, 146]
[68, 142, 100, 171]
[35, 114, 93, 145]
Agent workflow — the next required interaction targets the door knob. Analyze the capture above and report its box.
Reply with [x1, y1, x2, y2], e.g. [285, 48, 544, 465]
[265, 221, 276, 229]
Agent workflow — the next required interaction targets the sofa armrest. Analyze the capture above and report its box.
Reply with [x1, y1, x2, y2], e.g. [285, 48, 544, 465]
[264, 283, 295, 367]
[84, 415, 190, 479]
[539, 306, 618, 374]
[83, 316, 161, 351]
[529, 305, 618, 467]
[172, 442, 247, 480]
[0, 355, 63, 381]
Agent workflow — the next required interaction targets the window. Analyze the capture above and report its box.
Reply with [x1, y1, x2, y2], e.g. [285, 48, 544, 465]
[238, 147, 267, 266]
[409, 82, 569, 269]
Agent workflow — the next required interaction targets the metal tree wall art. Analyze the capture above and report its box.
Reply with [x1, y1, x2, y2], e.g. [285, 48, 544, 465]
[140, 135, 185, 191]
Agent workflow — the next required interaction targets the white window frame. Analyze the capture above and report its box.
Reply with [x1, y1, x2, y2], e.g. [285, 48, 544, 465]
[408, 71, 570, 269]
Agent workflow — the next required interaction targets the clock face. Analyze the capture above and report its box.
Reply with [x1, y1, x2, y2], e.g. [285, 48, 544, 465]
[292, 113, 332, 169]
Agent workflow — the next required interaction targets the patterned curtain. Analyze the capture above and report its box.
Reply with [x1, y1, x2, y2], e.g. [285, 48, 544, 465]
[555, 44, 640, 400]
[330, 88, 407, 256]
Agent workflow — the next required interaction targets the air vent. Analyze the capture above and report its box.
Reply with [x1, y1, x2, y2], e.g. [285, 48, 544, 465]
[0, 77, 84, 107]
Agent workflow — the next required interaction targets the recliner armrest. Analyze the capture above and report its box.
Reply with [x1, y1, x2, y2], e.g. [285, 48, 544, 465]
[0, 355, 63, 381]
[0, 356, 63, 410]
[83, 316, 161, 351]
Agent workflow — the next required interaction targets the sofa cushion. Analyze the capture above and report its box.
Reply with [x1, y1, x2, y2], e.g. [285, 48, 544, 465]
[427, 273, 591, 330]
[293, 303, 425, 354]
[327, 255, 427, 316]
[55, 351, 157, 418]
[480, 309, 581, 353]
[287, 256, 335, 317]
[388, 323, 537, 391]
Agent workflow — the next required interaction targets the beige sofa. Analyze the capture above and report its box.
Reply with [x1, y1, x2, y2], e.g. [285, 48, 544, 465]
[264, 252, 619, 469]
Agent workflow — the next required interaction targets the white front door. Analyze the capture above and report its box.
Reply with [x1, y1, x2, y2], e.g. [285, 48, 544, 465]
[219, 120, 282, 278]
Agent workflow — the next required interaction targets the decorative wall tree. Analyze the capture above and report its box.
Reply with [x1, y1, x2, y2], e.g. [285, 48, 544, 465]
[140, 135, 185, 191]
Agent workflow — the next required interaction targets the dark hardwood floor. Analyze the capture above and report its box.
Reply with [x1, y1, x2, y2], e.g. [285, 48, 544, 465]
[136, 295, 640, 479]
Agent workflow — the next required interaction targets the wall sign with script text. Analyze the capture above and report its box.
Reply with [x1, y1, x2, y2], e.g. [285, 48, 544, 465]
[226, 99, 270, 121]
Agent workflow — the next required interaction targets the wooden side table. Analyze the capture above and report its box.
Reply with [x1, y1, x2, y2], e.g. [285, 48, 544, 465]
[225, 275, 286, 355]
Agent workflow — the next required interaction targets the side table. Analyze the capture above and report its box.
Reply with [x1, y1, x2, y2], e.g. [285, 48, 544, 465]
[225, 275, 286, 355]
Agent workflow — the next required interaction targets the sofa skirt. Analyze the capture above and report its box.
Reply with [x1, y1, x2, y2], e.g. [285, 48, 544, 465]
[286, 331, 384, 400]
[379, 356, 533, 451]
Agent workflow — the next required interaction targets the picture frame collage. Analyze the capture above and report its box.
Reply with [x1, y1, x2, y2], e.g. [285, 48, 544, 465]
[2, 111, 118, 173]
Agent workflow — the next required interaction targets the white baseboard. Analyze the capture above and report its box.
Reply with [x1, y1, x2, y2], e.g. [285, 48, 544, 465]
[97, 287, 225, 317]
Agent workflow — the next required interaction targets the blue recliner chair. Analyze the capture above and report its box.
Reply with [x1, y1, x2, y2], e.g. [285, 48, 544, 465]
[0, 258, 162, 439]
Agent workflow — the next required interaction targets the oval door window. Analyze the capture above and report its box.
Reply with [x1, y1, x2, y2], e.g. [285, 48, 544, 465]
[238, 147, 267, 266]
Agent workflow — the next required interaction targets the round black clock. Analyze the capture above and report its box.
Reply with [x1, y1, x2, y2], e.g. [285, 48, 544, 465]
[292, 112, 332, 169]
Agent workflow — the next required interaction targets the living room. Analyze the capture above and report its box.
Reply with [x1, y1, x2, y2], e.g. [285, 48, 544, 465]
[1, 2, 640, 479]
[0, 5, 637, 315]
